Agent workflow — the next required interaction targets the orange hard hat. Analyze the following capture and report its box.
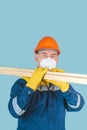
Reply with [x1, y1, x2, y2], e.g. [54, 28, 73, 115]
[34, 36, 61, 54]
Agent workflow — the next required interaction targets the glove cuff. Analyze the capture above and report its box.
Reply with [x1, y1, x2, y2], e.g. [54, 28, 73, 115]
[26, 81, 38, 91]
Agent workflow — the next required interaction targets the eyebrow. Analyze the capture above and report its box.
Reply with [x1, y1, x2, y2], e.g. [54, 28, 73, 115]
[41, 52, 57, 55]
[41, 52, 48, 55]
[51, 53, 57, 56]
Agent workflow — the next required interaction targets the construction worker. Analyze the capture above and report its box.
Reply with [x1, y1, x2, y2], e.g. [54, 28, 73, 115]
[8, 36, 85, 130]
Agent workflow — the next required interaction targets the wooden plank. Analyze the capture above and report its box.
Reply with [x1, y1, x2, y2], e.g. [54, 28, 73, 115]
[0, 66, 87, 85]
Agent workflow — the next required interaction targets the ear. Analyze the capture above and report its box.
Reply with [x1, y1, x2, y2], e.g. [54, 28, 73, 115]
[34, 53, 39, 61]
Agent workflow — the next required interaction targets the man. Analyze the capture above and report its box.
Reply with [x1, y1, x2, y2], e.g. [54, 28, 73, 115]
[8, 36, 85, 130]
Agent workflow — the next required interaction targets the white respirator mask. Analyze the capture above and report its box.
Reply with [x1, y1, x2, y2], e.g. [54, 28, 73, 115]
[40, 57, 56, 70]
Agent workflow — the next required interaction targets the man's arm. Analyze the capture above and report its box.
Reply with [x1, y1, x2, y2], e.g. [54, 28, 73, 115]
[63, 85, 85, 111]
[8, 78, 34, 118]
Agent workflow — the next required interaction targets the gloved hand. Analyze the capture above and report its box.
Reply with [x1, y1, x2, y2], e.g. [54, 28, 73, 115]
[22, 77, 49, 87]
[45, 68, 69, 92]
[22, 67, 48, 91]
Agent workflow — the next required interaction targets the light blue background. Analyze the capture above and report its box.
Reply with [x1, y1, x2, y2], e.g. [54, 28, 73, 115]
[0, 0, 87, 130]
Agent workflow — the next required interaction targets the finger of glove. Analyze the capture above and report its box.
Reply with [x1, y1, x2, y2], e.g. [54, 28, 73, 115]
[51, 68, 64, 72]
[31, 67, 48, 82]
[41, 67, 48, 74]
[34, 67, 48, 76]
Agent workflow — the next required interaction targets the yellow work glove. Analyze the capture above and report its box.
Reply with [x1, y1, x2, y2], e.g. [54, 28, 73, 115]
[22, 67, 48, 91]
[50, 68, 64, 73]
[22, 78, 49, 87]
[45, 68, 69, 92]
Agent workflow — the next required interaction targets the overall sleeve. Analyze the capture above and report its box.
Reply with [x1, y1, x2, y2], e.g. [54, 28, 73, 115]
[63, 85, 85, 111]
[8, 78, 34, 118]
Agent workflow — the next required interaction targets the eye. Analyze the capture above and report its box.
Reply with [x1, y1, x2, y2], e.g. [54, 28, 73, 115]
[51, 55, 56, 58]
[42, 54, 47, 58]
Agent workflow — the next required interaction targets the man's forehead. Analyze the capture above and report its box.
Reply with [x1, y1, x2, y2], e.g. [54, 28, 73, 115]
[38, 49, 58, 54]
